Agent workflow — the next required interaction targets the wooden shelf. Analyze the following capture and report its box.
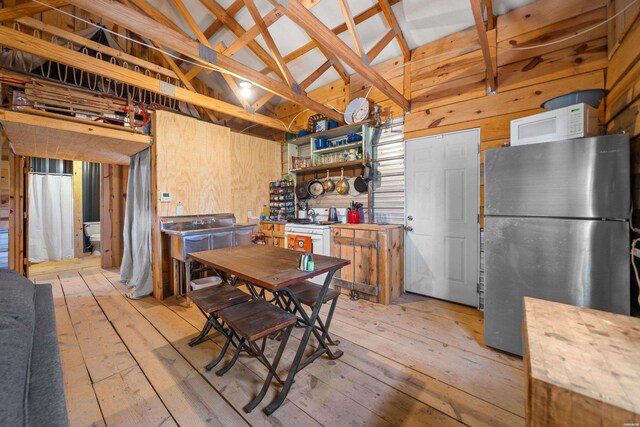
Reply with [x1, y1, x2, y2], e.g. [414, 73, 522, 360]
[290, 160, 363, 173]
[313, 141, 362, 154]
[287, 121, 372, 146]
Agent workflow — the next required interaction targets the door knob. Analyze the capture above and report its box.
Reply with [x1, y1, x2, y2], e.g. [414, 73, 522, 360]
[407, 216, 413, 221]
[404, 225, 413, 232]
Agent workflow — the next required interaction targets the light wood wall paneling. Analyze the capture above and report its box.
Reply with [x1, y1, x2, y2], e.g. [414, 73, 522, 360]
[101, 164, 127, 269]
[229, 132, 282, 223]
[154, 110, 232, 218]
[8, 149, 28, 275]
[73, 160, 84, 259]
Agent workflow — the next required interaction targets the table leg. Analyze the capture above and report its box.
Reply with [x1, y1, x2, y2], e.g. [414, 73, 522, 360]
[264, 269, 337, 415]
[185, 259, 192, 307]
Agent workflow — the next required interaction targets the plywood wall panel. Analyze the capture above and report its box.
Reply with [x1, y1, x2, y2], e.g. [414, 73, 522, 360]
[154, 110, 232, 217]
[229, 133, 282, 223]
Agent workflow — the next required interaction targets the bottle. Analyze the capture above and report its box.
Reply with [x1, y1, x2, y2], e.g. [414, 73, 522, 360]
[260, 204, 270, 220]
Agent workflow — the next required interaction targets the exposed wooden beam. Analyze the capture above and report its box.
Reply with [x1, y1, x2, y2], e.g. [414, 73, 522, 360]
[199, 0, 286, 80]
[367, 29, 396, 63]
[267, 0, 409, 111]
[66, 0, 341, 121]
[251, 92, 276, 112]
[316, 45, 350, 83]
[243, 0, 297, 88]
[0, 0, 67, 21]
[485, 0, 495, 30]
[470, 0, 497, 91]
[16, 16, 177, 79]
[183, 64, 203, 82]
[151, 42, 222, 123]
[377, 0, 410, 61]
[300, 60, 332, 90]
[0, 25, 290, 131]
[128, 0, 182, 32]
[169, 0, 250, 109]
[337, 0, 363, 57]
[222, 0, 319, 59]
[203, 0, 243, 39]
[259, 0, 401, 74]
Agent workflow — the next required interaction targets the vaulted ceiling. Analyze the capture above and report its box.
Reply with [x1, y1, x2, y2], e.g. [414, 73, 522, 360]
[0, 0, 536, 137]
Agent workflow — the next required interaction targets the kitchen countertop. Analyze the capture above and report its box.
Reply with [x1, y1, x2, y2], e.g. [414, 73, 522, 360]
[523, 297, 640, 424]
[329, 223, 403, 231]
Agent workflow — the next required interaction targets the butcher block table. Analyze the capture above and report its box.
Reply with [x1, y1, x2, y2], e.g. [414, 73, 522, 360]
[523, 297, 640, 426]
[190, 245, 350, 414]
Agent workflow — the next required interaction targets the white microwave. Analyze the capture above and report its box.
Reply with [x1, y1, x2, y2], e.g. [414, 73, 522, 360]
[510, 103, 601, 146]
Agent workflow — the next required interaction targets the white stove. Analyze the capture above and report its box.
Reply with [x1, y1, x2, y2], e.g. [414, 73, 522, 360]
[285, 208, 347, 285]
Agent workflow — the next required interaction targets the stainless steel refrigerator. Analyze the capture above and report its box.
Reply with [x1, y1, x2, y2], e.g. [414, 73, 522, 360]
[484, 134, 631, 356]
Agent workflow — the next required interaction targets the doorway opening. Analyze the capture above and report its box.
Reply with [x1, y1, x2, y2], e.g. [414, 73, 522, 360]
[27, 157, 102, 271]
[404, 128, 480, 307]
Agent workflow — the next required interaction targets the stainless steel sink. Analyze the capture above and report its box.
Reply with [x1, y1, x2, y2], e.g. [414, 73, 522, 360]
[160, 213, 256, 261]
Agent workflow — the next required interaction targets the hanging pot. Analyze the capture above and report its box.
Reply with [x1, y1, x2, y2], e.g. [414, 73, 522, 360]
[295, 180, 310, 200]
[354, 175, 368, 193]
[322, 170, 335, 192]
[336, 168, 349, 195]
[307, 172, 324, 198]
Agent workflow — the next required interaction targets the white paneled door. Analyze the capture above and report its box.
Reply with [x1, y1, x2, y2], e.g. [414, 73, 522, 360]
[405, 129, 479, 306]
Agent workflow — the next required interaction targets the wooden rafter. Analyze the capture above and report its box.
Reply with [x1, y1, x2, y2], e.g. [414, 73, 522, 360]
[203, 0, 244, 39]
[316, 45, 350, 83]
[267, 0, 409, 111]
[377, 0, 410, 61]
[484, 0, 495, 30]
[258, 0, 401, 74]
[150, 40, 222, 123]
[170, 0, 250, 109]
[300, 60, 332, 90]
[243, 0, 298, 88]
[367, 29, 396, 63]
[337, 0, 363, 57]
[16, 17, 177, 80]
[0, 0, 67, 21]
[0, 25, 290, 131]
[470, 0, 497, 91]
[128, 0, 182, 32]
[66, 0, 342, 121]
[199, 0, 287, 81]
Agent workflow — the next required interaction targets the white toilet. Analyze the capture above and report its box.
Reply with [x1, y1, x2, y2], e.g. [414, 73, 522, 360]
[83, 221, 101, 256]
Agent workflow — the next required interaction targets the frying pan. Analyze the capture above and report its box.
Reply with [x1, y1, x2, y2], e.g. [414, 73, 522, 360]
[354, 175, 368, 193]
[322, 170, 335, 192]
[295, 180, 310, 200]
[308, 172, 324, 197]
[336, 168, 349, 195]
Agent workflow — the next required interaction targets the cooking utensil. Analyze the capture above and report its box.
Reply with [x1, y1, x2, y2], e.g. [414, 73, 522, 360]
[347, 177, 360, 196]
[307, 172, 324, 198]
[322, 170, 335, 192]
[354, 174, 368, 193]
[295, 180, 309, 200]
[336, 168, 349, 194]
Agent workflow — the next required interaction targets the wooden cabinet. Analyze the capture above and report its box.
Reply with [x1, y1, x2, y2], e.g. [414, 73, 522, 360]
[330, 224, 403, 304]
[260, 221, 286, 248]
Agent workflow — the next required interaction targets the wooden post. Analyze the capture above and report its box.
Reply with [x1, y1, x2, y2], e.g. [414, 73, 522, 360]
[73, 160, 84, 259]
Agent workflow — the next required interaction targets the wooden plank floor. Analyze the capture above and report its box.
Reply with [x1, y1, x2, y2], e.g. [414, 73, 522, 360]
[30, 266, 525, 427]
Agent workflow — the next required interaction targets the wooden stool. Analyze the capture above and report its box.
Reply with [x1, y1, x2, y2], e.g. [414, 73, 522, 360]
[217, 299, 297, 413]
[281, 280, 342, 349]
[188, 283, 251, 369]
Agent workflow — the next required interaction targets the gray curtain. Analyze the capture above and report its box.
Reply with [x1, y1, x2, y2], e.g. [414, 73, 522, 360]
[120, 148, 152, 299]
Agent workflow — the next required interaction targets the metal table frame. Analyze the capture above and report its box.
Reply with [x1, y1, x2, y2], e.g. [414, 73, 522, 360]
[190, 247, 348, 415]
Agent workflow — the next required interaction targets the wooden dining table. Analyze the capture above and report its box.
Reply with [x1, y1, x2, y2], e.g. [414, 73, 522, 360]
[189, 244, 350, 415]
